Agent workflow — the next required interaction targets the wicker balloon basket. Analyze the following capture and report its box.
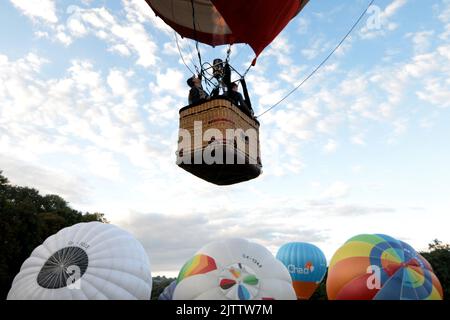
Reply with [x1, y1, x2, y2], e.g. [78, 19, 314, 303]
[176, 98, 262, 185]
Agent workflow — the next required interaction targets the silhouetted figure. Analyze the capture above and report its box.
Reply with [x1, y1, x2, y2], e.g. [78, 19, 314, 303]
[227, 82, 254, 117]
[187, 75, 208, 105]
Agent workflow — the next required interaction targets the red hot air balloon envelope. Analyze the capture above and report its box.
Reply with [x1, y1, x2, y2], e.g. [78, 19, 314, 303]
[145, 0, 309, 64]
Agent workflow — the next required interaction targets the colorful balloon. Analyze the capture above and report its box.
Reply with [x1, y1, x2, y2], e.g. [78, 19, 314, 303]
[173, 238, 296, 300]
[7, 222, 152, 300]
[327, 234, 444, 300]
[276, 242, 327, 299]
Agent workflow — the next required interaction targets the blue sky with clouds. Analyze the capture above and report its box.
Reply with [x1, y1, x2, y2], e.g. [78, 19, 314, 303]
[0, 0, 449, 276]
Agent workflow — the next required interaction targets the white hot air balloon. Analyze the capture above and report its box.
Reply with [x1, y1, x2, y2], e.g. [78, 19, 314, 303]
[7, 222, 152, 300]
[173, 238, 296, 300]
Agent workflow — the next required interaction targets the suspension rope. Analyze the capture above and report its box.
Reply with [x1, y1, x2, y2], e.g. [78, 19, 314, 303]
[225, 45, 232, 64]
[242, 62, 253, 79]
[191, 0, 203, 77]
[174, 32, 195, 75]
[256, 0, 376, 118]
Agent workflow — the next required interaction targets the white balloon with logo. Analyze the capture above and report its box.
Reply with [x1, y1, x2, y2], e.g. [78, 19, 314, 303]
[7, 222, 152, 300]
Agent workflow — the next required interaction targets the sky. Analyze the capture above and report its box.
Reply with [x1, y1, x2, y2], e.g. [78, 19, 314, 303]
[0, 0, 449, 277]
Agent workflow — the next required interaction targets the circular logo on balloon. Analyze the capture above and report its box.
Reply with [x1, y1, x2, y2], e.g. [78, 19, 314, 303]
[305, 261, 315, 272]
[37, 246, 89, 289]
[219, 263, 260, 300]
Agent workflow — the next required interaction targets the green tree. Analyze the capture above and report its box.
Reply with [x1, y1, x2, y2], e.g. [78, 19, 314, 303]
[310, 271, 328, 300]
[151, 276, 177, 300]
[0, 171, 107, 299]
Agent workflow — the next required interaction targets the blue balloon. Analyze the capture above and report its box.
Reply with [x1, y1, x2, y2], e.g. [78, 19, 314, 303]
[276, 242, 327, 299]
[158, 280, 177, 300]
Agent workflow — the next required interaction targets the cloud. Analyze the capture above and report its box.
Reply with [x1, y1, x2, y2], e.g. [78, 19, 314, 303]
[0, 52, 172, 187]
[84, 148, 122, 181]
[351, 134, 366, 146]
[417, 77, 450, 109]
[359, 0, 408, 39]
[115, 193, 401, 273]
[438, 1, 450, 40]
[297, 17, 310, 34]
[0, 155, 92, 204]
[123, 0, 172, 34]
[323, 204, 396, 217]
[438, 0, 450, 21]
[249, 13, 448, 176]
[9, 1, 76, 46]
[406, 30, 435, 53]
[307, 199, 396, 217]
[323, 139, 338, 154]
[118, 210, 329, 272]
[316, 114, 343, 134]
[301, 37, 330, 60]
[107, 69, 137, 104]
[321, 181, 350, 199]
[278, 65, 308, 84]
[10, 0, 58, 23]
[66, 5, 160, 68]
[13, 1, 162, 67]
[365, 43, 450, 121]
[384, 0, 408, 17]
[150, 68, 186, 99]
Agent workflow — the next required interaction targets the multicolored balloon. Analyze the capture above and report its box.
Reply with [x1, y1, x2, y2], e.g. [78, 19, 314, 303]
[276, 242, 327, 299]
[327, 234, 444, 300]
[173, 238, 296, 300]
[7, 222, 152, 300]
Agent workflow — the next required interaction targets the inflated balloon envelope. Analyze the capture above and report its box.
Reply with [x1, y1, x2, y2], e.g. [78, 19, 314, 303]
[276, 242, 327, 300]
[145, 0, 309, 64]
[173, 238, 297, 300]
[327, 234, 444, 300]
[7, 222, 153, 300]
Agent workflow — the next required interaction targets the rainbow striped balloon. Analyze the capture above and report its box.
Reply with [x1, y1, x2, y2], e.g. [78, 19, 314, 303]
[173, 238, 297, 300]
[177, 254, 218, 283]
[327, 234, 443, 300]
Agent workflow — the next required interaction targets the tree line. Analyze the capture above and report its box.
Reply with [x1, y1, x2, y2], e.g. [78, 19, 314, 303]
[0, 171, 107, 299]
